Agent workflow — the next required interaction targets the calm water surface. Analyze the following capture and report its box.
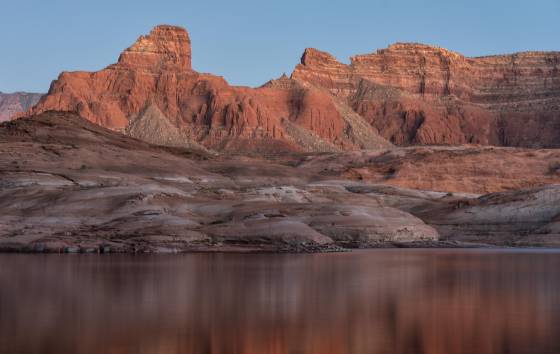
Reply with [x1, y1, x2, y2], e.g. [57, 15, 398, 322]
[1, 250, 560, 354]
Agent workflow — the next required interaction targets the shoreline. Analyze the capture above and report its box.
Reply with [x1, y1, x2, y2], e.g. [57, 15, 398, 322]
[0, 240, 523, 254]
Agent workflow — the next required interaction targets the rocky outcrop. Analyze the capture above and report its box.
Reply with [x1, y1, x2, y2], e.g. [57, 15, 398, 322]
[0, 111, 429, 253]
[292, 44, 560, 147]
[28, 26, 390, 153]
[0, 92, 43, 122]
[2, 111, 560, 251]
[425, 185, 560, 246]
[116, 25, 192, 72]
[28, 25, 560, 150]
[299, 147, 560, 194]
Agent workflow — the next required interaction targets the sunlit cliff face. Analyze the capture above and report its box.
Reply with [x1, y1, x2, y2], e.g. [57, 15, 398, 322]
[1, 252, 560, 354]
[27, 25, 391, 153]
[29, 25, 560, 151]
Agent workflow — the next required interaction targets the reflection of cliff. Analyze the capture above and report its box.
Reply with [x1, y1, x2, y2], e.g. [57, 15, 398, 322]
[1, 252, 560, 354]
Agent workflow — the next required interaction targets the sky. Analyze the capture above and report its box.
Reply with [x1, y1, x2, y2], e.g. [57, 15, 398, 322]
[1, 0, 559, 93]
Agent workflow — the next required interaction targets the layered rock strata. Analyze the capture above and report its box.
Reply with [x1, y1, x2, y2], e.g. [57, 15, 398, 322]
[29, 25, 560, 150]
[2, 112, 560, 252]
[292, 44, 560, 147]
[28, 26, 390, 153]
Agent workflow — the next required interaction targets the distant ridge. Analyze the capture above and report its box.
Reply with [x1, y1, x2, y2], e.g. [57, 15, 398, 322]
[0, 92, 43, 122]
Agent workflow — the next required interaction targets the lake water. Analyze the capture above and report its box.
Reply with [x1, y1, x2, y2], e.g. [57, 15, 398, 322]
[1, 250, 560, 354]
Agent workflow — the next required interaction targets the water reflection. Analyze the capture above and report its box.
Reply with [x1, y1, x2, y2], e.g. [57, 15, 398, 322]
[1, 250, 560, 354]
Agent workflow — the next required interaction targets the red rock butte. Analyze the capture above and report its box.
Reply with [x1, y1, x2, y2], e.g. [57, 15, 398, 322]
[116, 25, 192, 72]
[28, 25, 560, 152]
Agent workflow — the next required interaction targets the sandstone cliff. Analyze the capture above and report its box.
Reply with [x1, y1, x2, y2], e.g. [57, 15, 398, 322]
[292, 44, 560, 147]
[28, 25, 560, 150]
[0, 92, 43, 122]
[29, 25, 390, 153]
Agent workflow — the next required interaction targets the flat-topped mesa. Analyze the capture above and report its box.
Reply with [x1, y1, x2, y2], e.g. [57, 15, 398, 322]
[291, 42, 560, 147]
[348, 43, 468, 98]
[115, 25, 192, 71]
[293, 42, 560, 103]
[349, 43, 560, 102]
[368, 42, 464, 59]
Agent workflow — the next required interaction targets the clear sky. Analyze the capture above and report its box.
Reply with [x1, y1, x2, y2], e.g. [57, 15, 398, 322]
[1, 0, 559, 93]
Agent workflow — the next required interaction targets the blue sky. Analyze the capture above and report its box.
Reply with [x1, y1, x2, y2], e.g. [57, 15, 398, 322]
[1, 0, 559, 92]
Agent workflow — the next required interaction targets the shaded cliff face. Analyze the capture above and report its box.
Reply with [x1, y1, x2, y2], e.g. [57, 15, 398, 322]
[292, 44, 560, 147]
[29, 26, 390, 153]
[0, 92, 43, 122]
